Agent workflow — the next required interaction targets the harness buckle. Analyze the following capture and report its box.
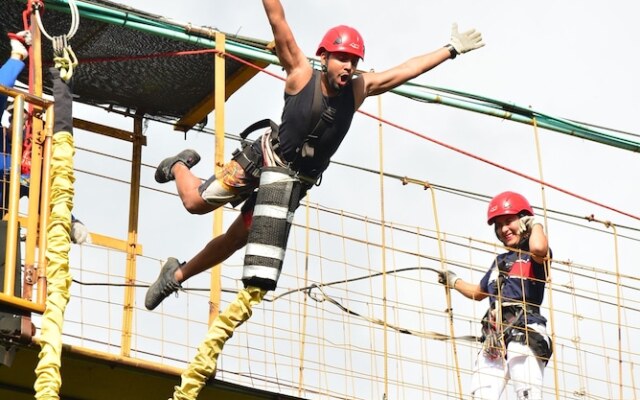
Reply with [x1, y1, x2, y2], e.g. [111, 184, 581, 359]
[232, 146, 261, 179]
[294, 171, 322, 188]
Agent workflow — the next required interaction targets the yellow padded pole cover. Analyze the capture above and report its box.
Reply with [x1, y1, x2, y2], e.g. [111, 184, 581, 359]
[34, 131, 75, 399]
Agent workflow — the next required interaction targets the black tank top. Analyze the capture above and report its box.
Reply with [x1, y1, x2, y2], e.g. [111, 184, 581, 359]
[277, 70, 356, 176]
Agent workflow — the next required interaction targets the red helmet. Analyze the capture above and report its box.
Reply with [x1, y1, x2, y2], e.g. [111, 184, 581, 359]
[486, 191, 534, 225]
[316, 25, 365, 60]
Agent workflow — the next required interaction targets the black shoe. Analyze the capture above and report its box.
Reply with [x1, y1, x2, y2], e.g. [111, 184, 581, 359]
[154, 149, 201, 183]
[145, 258, 183, 310]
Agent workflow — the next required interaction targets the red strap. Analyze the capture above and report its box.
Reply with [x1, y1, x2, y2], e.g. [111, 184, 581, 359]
[21, 115, 33, 175]
[7, 32, 27, 44]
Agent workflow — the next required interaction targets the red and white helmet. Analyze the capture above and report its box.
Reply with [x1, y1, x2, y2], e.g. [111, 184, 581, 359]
[486, 191, 533, 225]
[316, 25, 365, 60]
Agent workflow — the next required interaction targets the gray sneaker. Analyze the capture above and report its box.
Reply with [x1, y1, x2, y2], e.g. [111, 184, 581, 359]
[154, 149, 201, 183]
[145, 258, 183, 310]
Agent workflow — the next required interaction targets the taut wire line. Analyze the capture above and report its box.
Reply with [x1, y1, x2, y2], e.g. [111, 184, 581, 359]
[531, 117, 560, 399]
[425, 185, 464, 399]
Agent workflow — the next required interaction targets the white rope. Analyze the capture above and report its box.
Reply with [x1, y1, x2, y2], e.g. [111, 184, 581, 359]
[34, 0, 80, 42]
[261, 131, 287, 168]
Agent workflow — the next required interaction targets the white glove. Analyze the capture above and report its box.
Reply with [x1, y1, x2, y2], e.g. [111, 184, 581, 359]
[9, 30, 32, 60]
[518, 215, 544, 235]
[449, 23, 485, 55]
[438, 270, 459, 288]
[71, 220, 90, 244]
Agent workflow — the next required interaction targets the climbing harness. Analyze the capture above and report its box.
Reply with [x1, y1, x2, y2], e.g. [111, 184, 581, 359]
[502, 306, 553, 364]
[232, 118, 279, 179]
[480, 257, 553, 364]
[234, 70, 342, 290]
[232, 69, 335, 187]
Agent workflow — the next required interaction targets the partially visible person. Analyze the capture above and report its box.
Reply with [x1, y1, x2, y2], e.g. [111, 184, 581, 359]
[438, 191, 553, 400]
[0, 31, 30, 121]
[0, 31, 89, 244]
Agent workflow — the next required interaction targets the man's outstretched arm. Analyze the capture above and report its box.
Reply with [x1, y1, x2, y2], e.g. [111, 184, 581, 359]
[262, 0, 311, 92]
[354, 23, 484, 105]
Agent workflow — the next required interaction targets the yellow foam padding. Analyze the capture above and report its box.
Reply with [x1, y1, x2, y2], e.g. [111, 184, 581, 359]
[34, 131, 75, 399]
[172, 286, 267, 400]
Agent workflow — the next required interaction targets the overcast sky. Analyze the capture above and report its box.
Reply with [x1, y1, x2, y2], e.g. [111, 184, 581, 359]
[60, 1, 640, 399]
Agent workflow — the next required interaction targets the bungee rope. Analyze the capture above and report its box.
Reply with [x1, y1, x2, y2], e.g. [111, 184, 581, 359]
[26, 1, 81, 398]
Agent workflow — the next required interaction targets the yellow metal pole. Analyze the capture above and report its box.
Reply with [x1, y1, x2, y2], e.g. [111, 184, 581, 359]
[23, 105, 45, 303]
[25, 21, 45, 305]
[3, 96, 25, 296]
[120, 115, 143, 356]
[0, 291, 45, 313]
[0, 86, 50, 108]
[209, 31, 226, 325]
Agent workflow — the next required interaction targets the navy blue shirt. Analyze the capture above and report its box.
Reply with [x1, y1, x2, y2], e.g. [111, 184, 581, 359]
[480, 243, 551, 325]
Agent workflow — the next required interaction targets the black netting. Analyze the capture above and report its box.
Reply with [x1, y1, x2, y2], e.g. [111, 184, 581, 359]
[0, 0, 268, 120]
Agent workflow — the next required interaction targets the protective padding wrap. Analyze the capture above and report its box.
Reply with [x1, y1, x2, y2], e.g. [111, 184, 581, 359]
[172, 286, 267, 400]
[242, 166, 301, 291]
[34, 132, 75, 399]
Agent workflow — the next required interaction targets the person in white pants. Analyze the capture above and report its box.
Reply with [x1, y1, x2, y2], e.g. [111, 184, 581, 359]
[439, 191, 553, 399]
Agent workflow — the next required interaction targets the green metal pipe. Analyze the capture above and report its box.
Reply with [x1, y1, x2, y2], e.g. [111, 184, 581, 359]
[391, 85, 640, 152]
[397, 82, 640, 152]
[43, 0, 280, 63]
[42, 0, 639, 153]
[44, 0, 181, 31]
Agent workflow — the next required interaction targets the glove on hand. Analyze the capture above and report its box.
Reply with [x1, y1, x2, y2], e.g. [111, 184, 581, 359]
[71, 220, 90, 244]
[9, 31, 32, 60]
[449, 23, 485, 55]
[518, 215, 544, 235]
[438, 270, 459, 288]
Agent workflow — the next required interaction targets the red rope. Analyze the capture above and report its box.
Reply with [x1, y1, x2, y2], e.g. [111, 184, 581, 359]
[21, 0, 40, 175]
[77, 49, 218, 64]
[76, 48, 288, 82]
[358, 109, 640, 222]
[62, 47, 640, 222]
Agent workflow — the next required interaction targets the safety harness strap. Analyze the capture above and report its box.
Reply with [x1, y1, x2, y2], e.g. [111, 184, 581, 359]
[480, 304, 552, 363]
[233, 69, 336, 182]
[307, 69, 323, 136]
[239, 118, 279, 141]
[299, 70, 335, 159]
[233, 119, 280, 180]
